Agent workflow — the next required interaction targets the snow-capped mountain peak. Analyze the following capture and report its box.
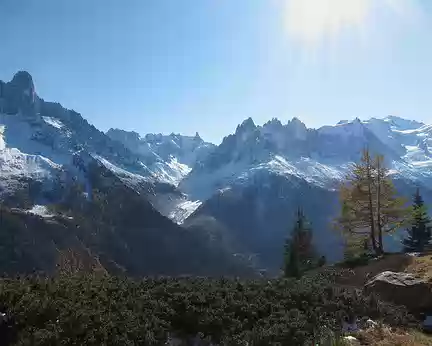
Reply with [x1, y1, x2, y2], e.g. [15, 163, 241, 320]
[319, 117, 365, 139]
[107, 128, 216, 185]
[383, 115, 424, 131]
[181, 115, 432, 202]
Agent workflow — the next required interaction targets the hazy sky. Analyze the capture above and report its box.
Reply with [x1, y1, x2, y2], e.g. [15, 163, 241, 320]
[1, 0, 431, 143]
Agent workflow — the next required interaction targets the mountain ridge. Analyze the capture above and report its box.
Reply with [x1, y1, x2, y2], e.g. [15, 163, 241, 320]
[1, 70, 432, 275]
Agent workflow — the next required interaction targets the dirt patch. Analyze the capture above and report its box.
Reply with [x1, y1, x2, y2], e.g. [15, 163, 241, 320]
[405, 254, 432, 282]
[354, 326, 432, 346]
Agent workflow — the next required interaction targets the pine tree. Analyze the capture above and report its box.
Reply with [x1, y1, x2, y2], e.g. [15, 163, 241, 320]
[403, 188, 432, 252]
[284, 208, 315, 278]
[284, 239, 300, 278]
[336, 149, 408, 256]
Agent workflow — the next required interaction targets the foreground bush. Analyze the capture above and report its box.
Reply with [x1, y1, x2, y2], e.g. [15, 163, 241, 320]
[0, 270, 417, 345]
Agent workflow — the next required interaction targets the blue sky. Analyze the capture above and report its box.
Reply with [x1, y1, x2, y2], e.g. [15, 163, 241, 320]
[1, 0, 431, 143]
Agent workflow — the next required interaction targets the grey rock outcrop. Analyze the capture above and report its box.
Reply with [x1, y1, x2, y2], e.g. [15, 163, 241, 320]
[365, 271, 432, 311]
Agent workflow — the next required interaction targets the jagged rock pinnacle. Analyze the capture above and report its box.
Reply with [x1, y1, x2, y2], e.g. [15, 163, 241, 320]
[236, 117, 256, 133]
[11, 71, 35, 95]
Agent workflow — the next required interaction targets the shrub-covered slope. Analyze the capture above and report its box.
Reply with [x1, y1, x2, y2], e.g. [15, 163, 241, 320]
[0, 270, 417, 346]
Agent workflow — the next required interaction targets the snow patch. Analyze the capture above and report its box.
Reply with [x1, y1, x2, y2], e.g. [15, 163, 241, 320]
[27, 205, 54, 218]
[406, 145, 419, 152]
[253, 156, 346, 187]
[183, 154, 347, 200]
[153, 157, 192, 186]
[92, 155, 150, 187]
[412, 160, 432, 168]
[394, 128, 419, 135]
[42, 116, 64, 129]
[0, 125, 5, 151]
[0, 148, 59, 179]
[169, 200, 202, 224]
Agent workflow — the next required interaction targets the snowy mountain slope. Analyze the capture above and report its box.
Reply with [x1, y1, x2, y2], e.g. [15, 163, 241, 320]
[104, 128, 216, 219]
[0, 116, 62, 194]
[363, 116, 432, 179]
[0, 71, 211, 222]
[0, 71, 161, 200]
[106, 128, 215, 185]
[181, 115, 432, 201]
[168, 199, 202, 224]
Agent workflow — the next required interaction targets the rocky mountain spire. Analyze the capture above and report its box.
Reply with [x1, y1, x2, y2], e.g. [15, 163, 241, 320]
[287, 117, 308, 140]
[0, 71, 37, 115]
[11, 71, 34, 91]
[235, 117, 256, 135]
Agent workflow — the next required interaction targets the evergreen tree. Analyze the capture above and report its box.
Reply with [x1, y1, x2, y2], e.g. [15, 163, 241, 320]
[403, 188, 432, 252]
[284, 208, 315, 278]
[336, 149, 408, 256]
[284, 239, 300, 278]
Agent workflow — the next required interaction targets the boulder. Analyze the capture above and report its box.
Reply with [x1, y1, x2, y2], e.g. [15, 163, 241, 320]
[365, 271, 432, 311]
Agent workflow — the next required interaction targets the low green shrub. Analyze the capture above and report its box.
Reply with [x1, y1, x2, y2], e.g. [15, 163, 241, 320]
[0, 270, 417, 345]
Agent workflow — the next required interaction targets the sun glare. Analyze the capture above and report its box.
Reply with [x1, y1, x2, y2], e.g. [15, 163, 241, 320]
[284, 0, 419, 47]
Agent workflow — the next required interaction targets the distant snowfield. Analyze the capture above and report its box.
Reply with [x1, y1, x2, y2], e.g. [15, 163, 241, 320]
[153, 157, 192, 186]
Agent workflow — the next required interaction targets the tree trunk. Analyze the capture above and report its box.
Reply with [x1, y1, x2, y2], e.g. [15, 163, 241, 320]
[366, 153, 377, 254]
[368, 185, 378, 254]
[376, 157, 384, 255]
